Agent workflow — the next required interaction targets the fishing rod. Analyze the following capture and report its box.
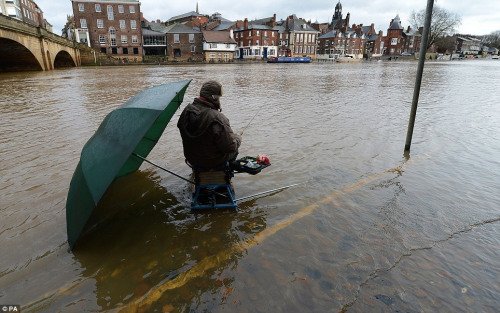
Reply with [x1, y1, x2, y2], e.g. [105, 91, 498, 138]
[239, 109, 261, 136]
[133, 153, 195, 185]
[235, 183, 301, 203]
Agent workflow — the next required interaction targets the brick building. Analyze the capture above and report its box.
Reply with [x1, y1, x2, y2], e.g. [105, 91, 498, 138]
[71, 0, 143, 60]
[165, 23, 203, 61]
[276, 15, 319, 58]
[234, 17, 279, 60]
[384, 15, 404, 55]
[20, 0, 42, 27]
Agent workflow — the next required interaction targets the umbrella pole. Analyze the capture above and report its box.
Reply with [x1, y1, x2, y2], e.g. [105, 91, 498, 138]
[133, 153, 195, 185]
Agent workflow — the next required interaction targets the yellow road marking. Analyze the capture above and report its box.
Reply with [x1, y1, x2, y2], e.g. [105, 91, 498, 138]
[118, 162, 411, 313]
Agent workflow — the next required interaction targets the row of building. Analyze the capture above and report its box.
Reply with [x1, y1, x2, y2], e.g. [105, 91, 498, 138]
[3, 0, 495, 63]
[69, 0, 422, 62]
[0, 0, 52, 31]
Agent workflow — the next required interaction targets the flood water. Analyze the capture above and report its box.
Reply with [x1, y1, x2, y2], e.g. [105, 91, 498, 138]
[0, 60, 499, 312]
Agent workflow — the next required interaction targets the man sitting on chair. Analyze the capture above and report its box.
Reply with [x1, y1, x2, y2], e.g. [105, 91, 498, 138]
[177, 80, 241, 170]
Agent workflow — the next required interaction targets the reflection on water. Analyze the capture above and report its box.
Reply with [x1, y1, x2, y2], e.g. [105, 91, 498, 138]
[72, 171, 267, 312]
[0, 61, 499, 312]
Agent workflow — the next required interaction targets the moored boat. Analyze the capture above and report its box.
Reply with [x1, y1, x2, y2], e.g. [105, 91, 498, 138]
[267, 56, 311, 63]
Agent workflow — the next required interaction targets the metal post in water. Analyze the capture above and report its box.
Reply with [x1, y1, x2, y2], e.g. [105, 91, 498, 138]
[404, 0, 435, 152]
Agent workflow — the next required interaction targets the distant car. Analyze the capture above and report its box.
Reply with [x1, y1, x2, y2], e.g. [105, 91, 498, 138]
[401, 52, 413, 56]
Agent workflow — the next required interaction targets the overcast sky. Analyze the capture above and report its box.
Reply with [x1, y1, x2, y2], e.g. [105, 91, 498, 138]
[39, 0, 500, 37]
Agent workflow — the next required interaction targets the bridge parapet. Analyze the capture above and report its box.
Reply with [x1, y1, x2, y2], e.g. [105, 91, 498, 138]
[0, 14, 39, 37]
[0, 14, 81, 71]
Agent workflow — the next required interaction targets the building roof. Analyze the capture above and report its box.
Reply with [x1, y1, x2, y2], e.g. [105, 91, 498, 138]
[168, 11, 203, 22]
[212, 21, 236, 31]
[389, 15, 403, 30]
[202, 31, 236, 44]
[142, 28, 165, 36]
[285, 14, 320, 33]
[165, 23, 201, 34]
[318, 30, 337, 39]
[144, 21, 169, 33]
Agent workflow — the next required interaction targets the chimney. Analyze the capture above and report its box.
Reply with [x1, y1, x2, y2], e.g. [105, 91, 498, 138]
[156, 19, 160, 23]
[244, 18, 248, 30]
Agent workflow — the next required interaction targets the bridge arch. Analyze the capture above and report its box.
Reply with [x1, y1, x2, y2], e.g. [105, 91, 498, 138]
[54, 50, 77, 69]
[0, 37, 43, 71]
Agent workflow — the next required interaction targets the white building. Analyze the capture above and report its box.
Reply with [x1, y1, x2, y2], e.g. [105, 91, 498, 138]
[202, 30, 237, 62]
[0, 0, 23, 20]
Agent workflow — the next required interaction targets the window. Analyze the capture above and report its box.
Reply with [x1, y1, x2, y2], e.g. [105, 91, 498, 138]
[256, 40, 259, 46]
[118, 5, 124, 13]
[132, 35, 138, 43]
[111, 47, 117, 54]
[101, 47, 107, 53]
[80, 18, 87, 29]
[272, 32, 275, 37]
[97, 19, 104, 28]
[109, 27, 116, 36]
[78, 3, 84, 12]
[191, 45, 195, 52]
[123, 47, 128, 54]
[264, 31, 267, 37]
[189, 34, 194, 43]
[226, 44, 231, 49]
[95, 4, 101, 12]
[99, 35, 106, 44]
[391, 38, 397, 45]
[209, 43, 217, 48]
[133, 47, 139, 54]
[110, 38, 116, 46]
[130, 20, 136, 29]
[119, 20, 125, 29]
[256, 31, 260, 36]
[129, 5, 135, 13]
[107, 5, 114, 20]
[121, 35, 127, 43]
[174, 34, 179, 43]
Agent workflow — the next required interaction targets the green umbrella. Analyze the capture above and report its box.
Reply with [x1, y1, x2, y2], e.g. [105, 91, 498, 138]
[66, 79, 191, 249]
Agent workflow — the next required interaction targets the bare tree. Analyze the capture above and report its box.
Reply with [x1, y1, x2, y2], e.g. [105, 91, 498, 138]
[483, 30, 500, 49]
[410, 5, 461, 50]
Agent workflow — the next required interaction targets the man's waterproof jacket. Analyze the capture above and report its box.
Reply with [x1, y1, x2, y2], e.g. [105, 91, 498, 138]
[177, 97, 241, 169]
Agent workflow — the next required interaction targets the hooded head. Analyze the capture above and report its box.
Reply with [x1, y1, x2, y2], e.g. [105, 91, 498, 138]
[200, 80, 223, 110]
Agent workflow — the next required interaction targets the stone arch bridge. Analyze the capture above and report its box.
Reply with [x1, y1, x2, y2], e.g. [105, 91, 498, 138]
[0, 14, 82, 72]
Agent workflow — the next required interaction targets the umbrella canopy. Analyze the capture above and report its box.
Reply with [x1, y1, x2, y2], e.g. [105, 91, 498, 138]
[66, 79, 191, 249]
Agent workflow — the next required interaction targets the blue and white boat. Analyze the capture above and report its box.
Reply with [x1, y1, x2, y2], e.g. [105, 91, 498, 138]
[267, 56, 311, 63]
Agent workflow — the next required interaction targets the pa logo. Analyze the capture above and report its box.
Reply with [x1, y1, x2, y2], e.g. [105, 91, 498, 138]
[1, 305, 20, 312]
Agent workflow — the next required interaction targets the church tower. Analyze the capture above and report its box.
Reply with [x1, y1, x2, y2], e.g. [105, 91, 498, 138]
[331, 1, 343, 28]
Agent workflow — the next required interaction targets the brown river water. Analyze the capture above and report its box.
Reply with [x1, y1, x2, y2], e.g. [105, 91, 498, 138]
[0, 61, 499, 312]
